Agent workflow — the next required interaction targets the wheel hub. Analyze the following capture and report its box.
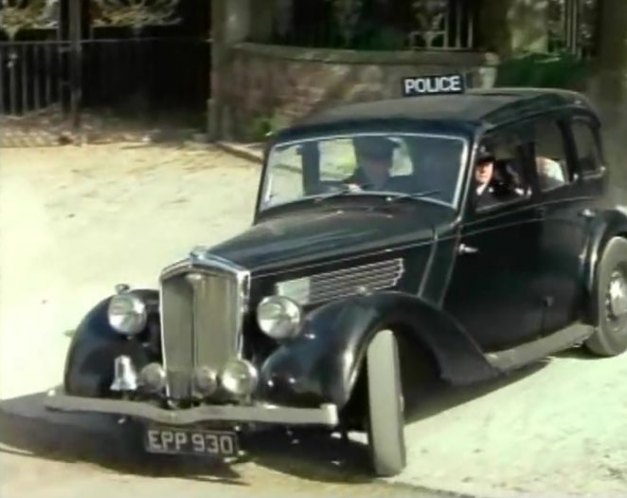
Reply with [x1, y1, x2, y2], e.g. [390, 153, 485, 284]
[607, 271, 627, 319]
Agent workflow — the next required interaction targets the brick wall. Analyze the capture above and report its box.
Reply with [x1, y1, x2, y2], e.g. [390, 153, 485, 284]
[223, 43, 500, 140]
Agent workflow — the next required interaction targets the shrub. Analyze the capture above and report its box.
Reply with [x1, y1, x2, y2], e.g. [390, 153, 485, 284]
[495, 51, 591, 90]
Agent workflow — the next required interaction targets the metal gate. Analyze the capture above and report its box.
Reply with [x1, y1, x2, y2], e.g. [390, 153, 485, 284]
[0, 0, 211, 146]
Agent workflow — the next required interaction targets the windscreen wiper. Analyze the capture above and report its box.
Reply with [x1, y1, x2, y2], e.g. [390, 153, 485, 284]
[313, 183, 372, 202]
[383, 189, 442, 202]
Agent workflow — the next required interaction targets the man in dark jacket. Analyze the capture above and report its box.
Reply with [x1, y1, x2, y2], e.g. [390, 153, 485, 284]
[473, 144, 498, 209]
[344, 136, 398, 190]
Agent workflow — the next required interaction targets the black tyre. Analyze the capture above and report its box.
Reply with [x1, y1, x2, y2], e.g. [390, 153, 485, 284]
[364, 329, 406, 477]
[585, 236, 627, 356]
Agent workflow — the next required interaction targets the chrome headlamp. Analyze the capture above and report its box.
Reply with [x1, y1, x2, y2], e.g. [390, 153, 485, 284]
[107, 290, 147, 336]
[256, 295, 302, 340]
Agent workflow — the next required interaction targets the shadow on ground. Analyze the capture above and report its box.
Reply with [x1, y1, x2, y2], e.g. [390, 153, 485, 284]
[0, 357, 559, 487]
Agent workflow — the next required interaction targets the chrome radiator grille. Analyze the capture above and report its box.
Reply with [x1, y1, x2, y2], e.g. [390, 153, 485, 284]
[159, 252, 250, 399]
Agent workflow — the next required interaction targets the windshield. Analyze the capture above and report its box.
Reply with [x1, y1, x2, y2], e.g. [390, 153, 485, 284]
[259, 132, 468, 211]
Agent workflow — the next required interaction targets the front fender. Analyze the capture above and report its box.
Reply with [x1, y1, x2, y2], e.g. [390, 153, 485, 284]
[63, 289, 160, 397]
[583, 207, 627, 325]
[259, 291, 497, 409]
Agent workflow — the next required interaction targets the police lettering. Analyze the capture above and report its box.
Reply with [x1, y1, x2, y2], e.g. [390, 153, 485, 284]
[403, 74, 464, 97]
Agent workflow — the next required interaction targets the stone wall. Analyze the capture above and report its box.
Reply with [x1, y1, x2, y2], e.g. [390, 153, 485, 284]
[223, 43, 500, 140]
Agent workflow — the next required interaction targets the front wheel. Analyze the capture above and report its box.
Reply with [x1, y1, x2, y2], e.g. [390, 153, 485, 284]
[364, 329, 406, 476]
[585, 236, 627, 356]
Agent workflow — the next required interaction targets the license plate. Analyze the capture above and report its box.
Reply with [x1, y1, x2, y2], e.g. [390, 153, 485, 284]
[144, 426, 239, 457]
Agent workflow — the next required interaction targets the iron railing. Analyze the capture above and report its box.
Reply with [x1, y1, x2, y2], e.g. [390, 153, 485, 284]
[259, 0, 479, 51]
[548, 0, 600, 58]
[80, 35, 210, 115]
[258, 0, 602, 56]
[1, 0, 211, 139]
[0, 38, 68, 116]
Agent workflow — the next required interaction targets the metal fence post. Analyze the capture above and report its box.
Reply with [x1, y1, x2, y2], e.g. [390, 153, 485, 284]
[68, 0, 83, 132]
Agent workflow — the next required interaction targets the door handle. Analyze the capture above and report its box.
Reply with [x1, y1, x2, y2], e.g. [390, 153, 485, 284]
[458, 243, 479, 255]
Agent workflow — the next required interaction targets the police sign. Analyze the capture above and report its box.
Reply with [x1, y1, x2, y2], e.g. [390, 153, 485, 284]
[402, 73, 466, 97]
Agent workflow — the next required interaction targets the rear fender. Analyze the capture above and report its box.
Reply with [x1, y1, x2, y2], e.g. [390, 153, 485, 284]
[259, 291, 498, 409]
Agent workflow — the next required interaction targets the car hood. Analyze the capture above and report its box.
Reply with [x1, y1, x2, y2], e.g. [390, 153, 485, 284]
[210, 203, 457, 274]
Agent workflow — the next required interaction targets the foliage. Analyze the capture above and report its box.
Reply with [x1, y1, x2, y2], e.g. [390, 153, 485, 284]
[246, 112, 288, 142]
[325, 0, 363, 47]
[494, 51, 591, 90]
[347, 23, 407, 50]
[276, 0, 407, 50]
[0, 0, 48, 40]
[91, 0, 181, 31]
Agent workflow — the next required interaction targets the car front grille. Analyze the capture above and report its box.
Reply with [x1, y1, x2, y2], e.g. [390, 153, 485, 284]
[159, 252, 250, 400]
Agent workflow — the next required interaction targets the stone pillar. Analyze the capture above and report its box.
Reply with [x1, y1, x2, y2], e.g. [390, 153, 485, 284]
[595, 0, 627, 122]
[208, 0, 252, 141]
[593, 0, 627, 184]
[479, 0, 550, 57]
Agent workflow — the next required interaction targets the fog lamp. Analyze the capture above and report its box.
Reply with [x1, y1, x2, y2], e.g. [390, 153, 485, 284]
[192, 366, 219, 396]
[139, 362, 166, 393]
[221, 359, 258, 397]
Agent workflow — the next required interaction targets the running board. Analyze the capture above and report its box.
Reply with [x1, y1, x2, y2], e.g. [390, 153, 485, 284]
[485, 323, 595, 372]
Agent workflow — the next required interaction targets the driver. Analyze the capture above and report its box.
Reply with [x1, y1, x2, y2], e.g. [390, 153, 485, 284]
[344, 136, 397, 190]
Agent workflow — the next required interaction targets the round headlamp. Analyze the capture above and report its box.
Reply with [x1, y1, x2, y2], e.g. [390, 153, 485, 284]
[108, 292, 147, 335]
[256, 295, 301, 340]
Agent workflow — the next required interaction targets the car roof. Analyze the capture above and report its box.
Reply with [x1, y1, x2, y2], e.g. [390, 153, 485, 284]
[272, 88, 597, 142]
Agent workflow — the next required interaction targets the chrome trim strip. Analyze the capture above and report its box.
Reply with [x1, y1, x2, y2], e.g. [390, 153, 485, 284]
[45, 387, 339, 427]
[418, 228, 438, 298]
[161, 249, 250, 284]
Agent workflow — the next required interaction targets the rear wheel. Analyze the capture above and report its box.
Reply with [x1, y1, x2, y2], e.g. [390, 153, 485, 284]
[363, 329, 406, 477]
[585, 237, 627, 356]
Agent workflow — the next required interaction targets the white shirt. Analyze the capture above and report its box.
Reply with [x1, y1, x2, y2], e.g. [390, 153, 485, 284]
[476, 183, 490, 196]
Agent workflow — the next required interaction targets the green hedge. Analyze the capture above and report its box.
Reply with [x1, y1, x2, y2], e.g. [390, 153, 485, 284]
[494, 51, 591, 90]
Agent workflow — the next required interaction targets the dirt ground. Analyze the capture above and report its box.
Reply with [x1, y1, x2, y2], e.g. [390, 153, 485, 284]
[1, 143, 627, 498]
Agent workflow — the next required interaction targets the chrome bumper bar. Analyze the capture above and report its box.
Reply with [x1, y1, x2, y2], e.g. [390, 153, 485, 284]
[44, 386, 339, 427]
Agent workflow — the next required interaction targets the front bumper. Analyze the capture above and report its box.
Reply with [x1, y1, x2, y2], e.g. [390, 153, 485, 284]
[44, 386, 339, 427]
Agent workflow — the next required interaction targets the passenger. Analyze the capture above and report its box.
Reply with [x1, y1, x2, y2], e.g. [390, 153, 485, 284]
[536, 155, 566, 190]
[473, 145, 498, 208]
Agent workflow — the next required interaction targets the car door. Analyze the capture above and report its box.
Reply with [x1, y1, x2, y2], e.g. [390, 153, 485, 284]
[532, 112, 606, 334]
[443, 122, 546, 352]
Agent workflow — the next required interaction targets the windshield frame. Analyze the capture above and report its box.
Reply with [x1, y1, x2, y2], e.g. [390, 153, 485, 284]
[257, 131, 471, 214]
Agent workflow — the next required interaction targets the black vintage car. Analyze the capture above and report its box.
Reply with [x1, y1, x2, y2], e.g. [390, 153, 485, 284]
[46, 86, 627, 477]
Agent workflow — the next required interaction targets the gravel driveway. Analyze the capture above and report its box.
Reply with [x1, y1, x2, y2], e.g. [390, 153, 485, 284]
[1, 143, 626, 498]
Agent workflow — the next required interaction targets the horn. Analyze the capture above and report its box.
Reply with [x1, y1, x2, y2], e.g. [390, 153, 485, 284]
[110, 355, 138, 392]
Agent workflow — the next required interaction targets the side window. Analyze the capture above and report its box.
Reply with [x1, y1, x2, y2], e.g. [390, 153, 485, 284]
[473, 126, 532, 214]
[533, 118, 571, 191]
[570, 119, 603, 175]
